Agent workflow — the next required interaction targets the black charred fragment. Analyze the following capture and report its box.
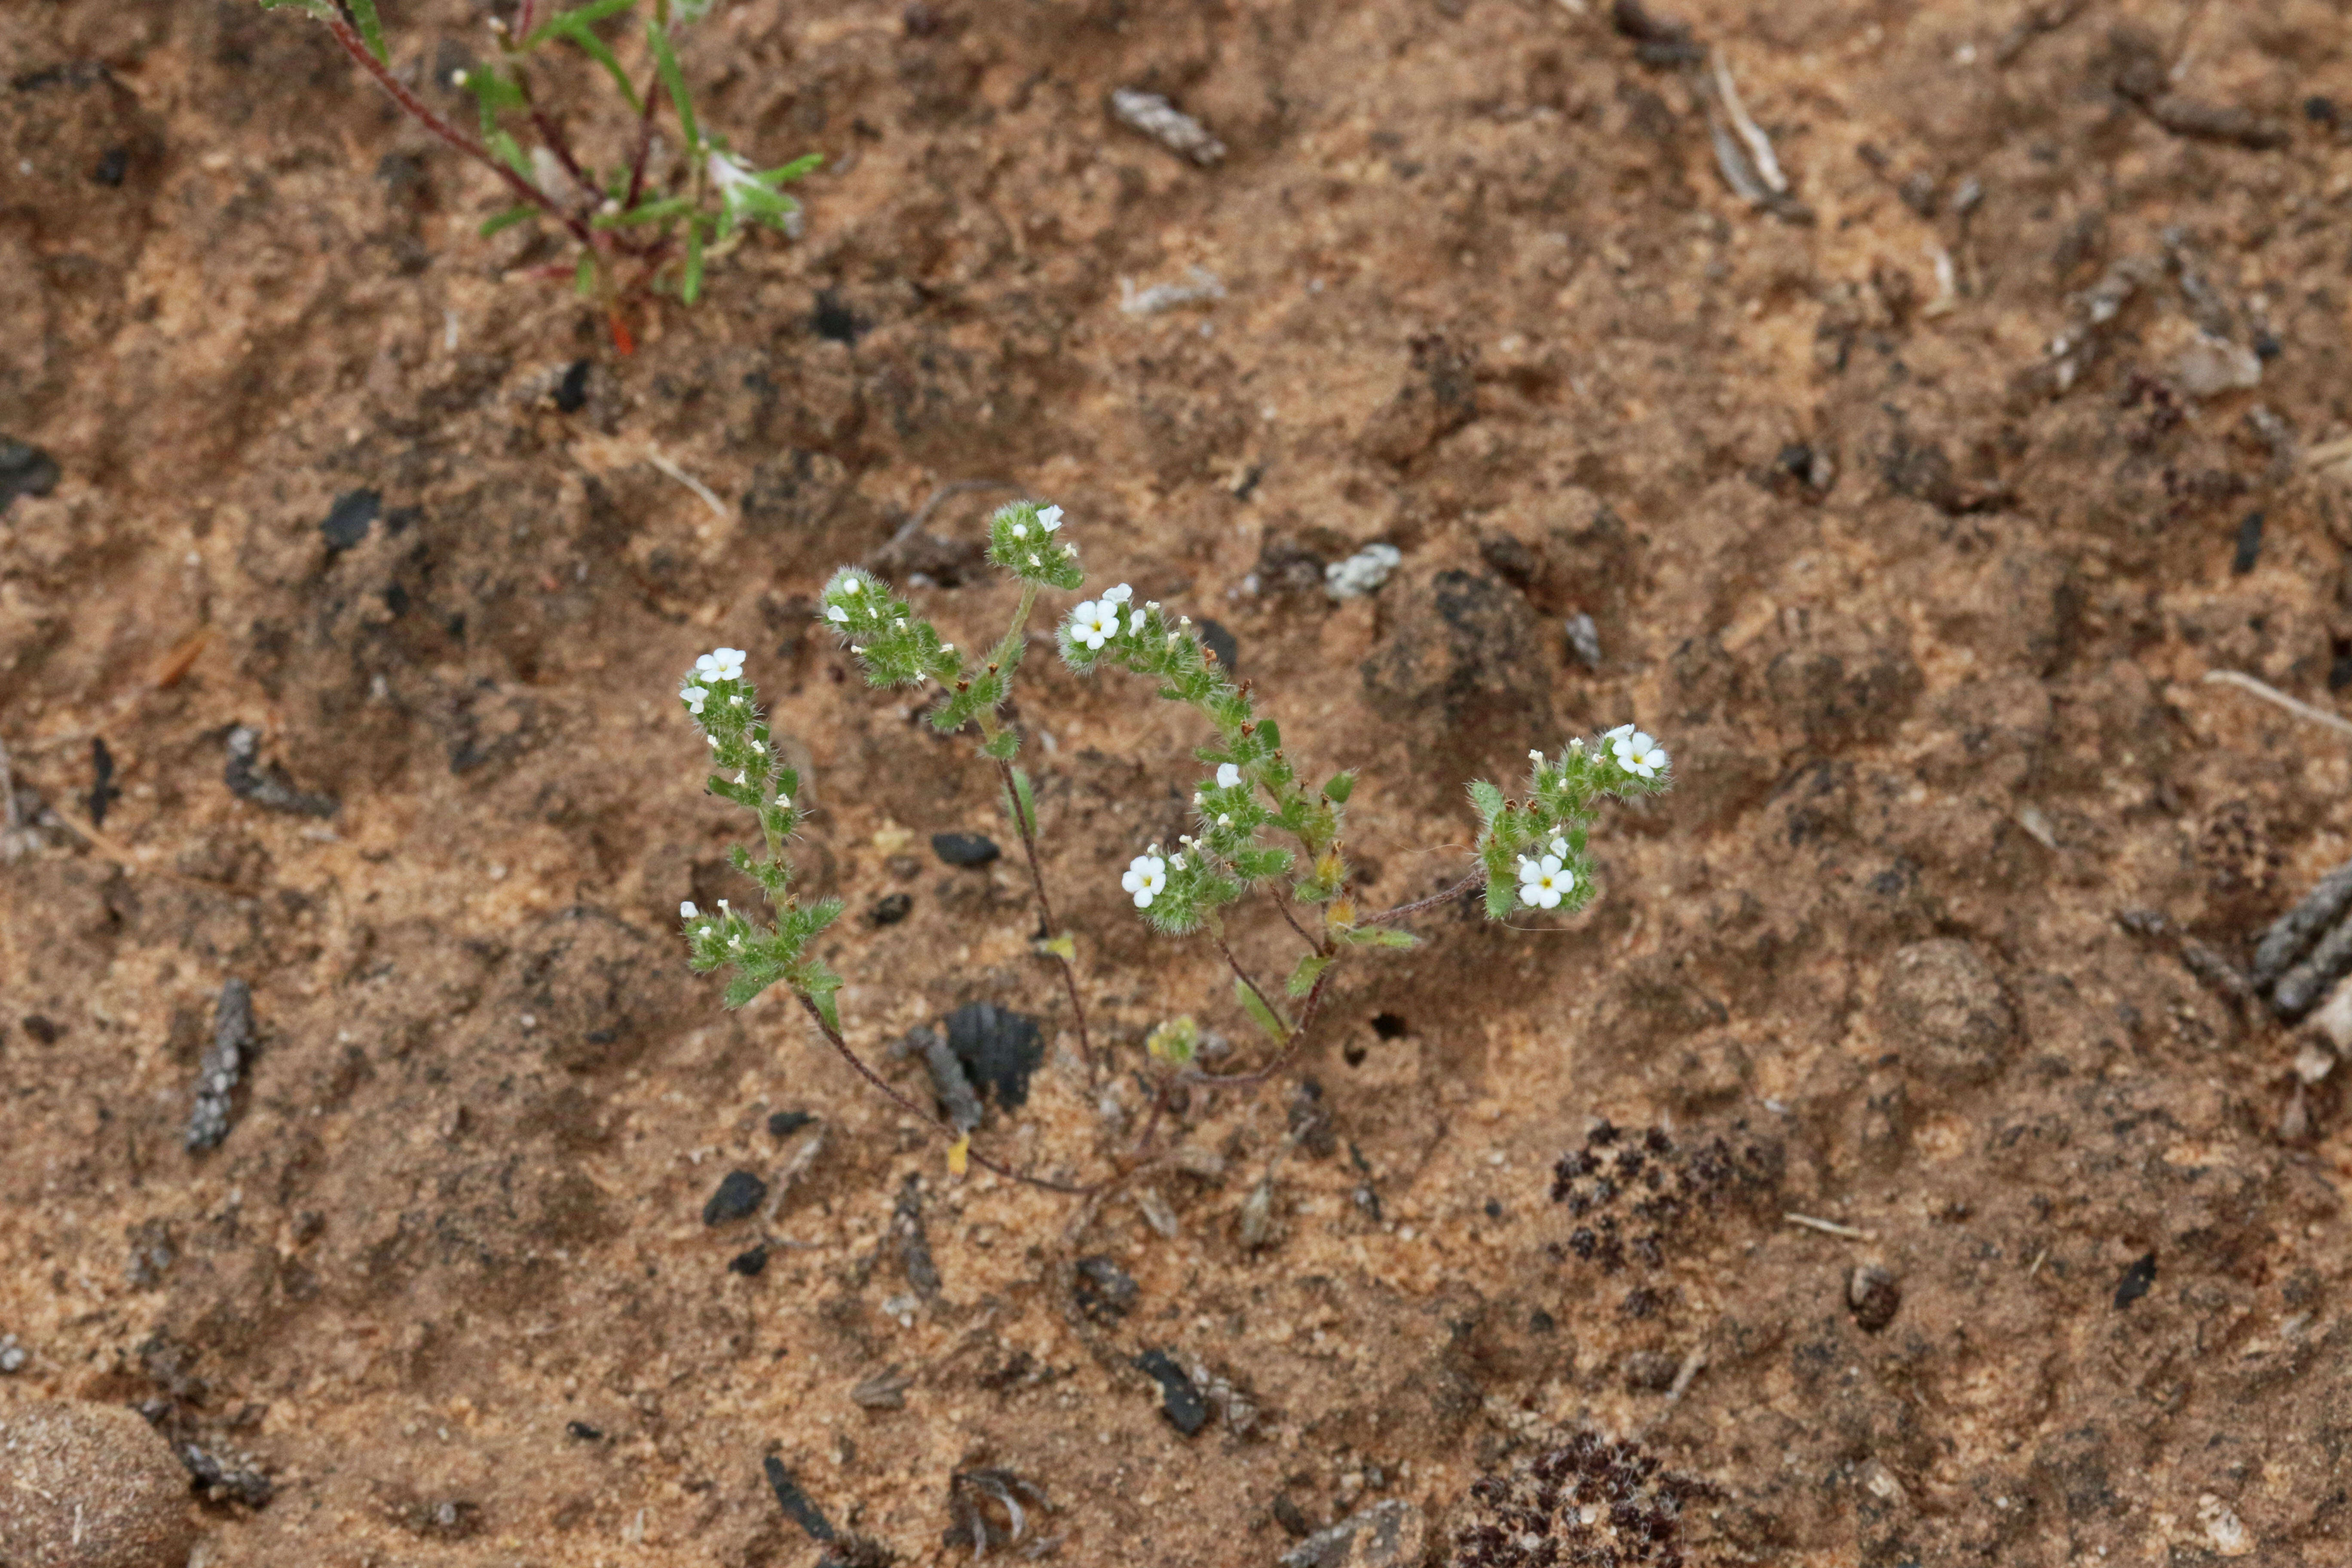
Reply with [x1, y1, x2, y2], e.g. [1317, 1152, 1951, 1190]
[763, 1456, 836, 1541]
[87, 737, 119, 827]
[224, 726, 340, 818]
[2113, 1251, 2157, 1310]
[1134, 1349, 1210, 1435]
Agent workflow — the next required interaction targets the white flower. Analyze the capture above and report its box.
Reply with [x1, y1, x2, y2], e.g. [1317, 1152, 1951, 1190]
[1530, 749, 1545, 763]
[1216, 813, 1232, 827]
[695, 647, 747, 681]
[1216, 763, 1242, 789]
[1122, 853, 1168, 908]
[1603, 723, 1634, 743]
[1038, 505, 1064, 532]
[1010, 522, 1028, 539]
[681, 684, 709, 715]
[1518, 854, 1575, 910]
[1549, 835, 1569, 859]
[1102, 583, 1133, 605]
[777, 793, 791, 810]
[1611, 729, 1668, 779]
[1068, 600, 1121, 651]
[1129, 610, 1146, 634]
[842, 576, 862, 595]
[680, 901, 699, 919]
[707, 148, 764, 217]
[826, 605, 849, 624]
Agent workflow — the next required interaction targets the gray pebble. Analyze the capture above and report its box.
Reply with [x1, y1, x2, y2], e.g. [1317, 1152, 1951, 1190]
[1564, 612, 1603, 669]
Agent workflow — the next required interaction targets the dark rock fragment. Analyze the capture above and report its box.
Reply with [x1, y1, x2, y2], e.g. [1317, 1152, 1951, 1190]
[554, 358, 591, 412]
[181, 1439, 275, 1507]
[320, 488, 380, 551]
[1134, 1349, 1209, 1435]
[2114, 1251, 2157, 1309]
[0, 438, 61, 515]
[931, 832, 1000, 867]
[702, 1170, 768, 1225]
[88, 736, 119, 826]
[866, 891, 912, 926]
[729, 1244, 770, 1277]
[767, 1109, 816, 1138]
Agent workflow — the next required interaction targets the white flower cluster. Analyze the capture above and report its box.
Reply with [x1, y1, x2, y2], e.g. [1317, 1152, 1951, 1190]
[1604, 723, 1668, 779]
[680, 646, 747, 715]
[1067, 583, 1145, 652]
[1517, 835, 1576, 909]
[1003, 504, 1064, 542]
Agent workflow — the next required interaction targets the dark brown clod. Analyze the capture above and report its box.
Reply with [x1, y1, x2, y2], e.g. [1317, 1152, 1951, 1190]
[1848, 1265, 1902, 1333]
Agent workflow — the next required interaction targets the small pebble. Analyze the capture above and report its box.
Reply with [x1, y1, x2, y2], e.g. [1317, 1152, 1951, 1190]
[702, 1169, 768, 1225]
[1324, 542, 1402, 601]
[767, 1109, 816, 1138]
[553, 358, 591, 413]
[2113, 1251, 2157, 1310]
[930, 832, 1000, 867]
[1564, 612, 1603, 669]
[565, 1420, 604, 1441]
[0, 1335, 24, 1374]
[866, 891, 913, 926]
[729, 1244, 770, 1277]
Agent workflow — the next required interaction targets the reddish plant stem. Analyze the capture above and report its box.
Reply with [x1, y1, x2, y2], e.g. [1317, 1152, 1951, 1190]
[1188, 961, 1334, 1089]
[322, 16, 597, 250]
[1210, 927, 1287, 1041]
[1361, 870, 1484, 926]
[514, 0, 544, 41]
[621, 59, 668, 210]
[1272, 887, 1323, 955]
[790, 991, 1097, 1196]
[993, 756, 1096, 1081]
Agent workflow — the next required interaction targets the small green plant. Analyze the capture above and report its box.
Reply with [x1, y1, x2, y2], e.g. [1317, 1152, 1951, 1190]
[257, 0, 818, 350]
[674, 502, 1672, 1190]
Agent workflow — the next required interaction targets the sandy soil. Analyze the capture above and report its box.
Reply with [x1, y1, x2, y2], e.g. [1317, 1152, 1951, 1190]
[9, 1, 2352, 1563]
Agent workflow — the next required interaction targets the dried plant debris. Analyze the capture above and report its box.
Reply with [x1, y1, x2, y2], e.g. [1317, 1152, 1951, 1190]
[2111, 28, 2291, 151]
[223, 725, 340, 818]
[181, 1439, 274, 1508]
[185, 979, 254, 1153]
[945, 1468, 1051, 1559]
[895, 1025, 985, 1134]
[1073, 1256, 1138, 1323]
[850, 1367, 913, 1411]
[765, 1455, 836, 1542]
[1119, 266, 1226, 317]
[1109, 89, 1225, 167]
[1453, 1430, 1715, 1568]
[894, 1173, 942, 1302]
[1608, 0, 1702, 67]
[1698, 50, 1810, 223]
[2249, 861, 2352, 1022]
[1550, 1121, 1779, 1273]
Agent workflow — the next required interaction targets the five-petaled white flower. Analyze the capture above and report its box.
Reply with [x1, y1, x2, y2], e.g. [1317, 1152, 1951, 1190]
[1216, 763, 1242, 789]
[680, 901, 699, 919]
[681, 683, 710, 715]
[1068, 599, 1122, 651]
[695, 647, 747, 682]
[1518, 854, 1575, 910]
[1611, 729, 1668, 779]
[1038, 505, 1064, 532]
[1122, 853, 1168, 909]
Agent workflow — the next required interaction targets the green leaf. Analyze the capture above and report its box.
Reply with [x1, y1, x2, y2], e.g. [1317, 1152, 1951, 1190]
[347, 0, 389, 61]
[257, 0, 339, 21]
[646, 17, 698, 152]
[1340, 926, 1416, 949]
[573, 250, 597, 298]
[682, 219, 704, 304]
[980, 728, 1020, 761]
[766, 152, 824, 183]
[524, 0, 639, 49]
[1467, 779, 1506, 826]
[478, 203, 540, 238]
[592, 194, 693, 228]
[486, 127, 533, 181]
[553, 15, 643, 111]
[1236, 977, 1290, 1043]
[1286, 952, 1332, 998]
[1485, 871, 1516, 921]
[1321, 771, 1356, 805]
